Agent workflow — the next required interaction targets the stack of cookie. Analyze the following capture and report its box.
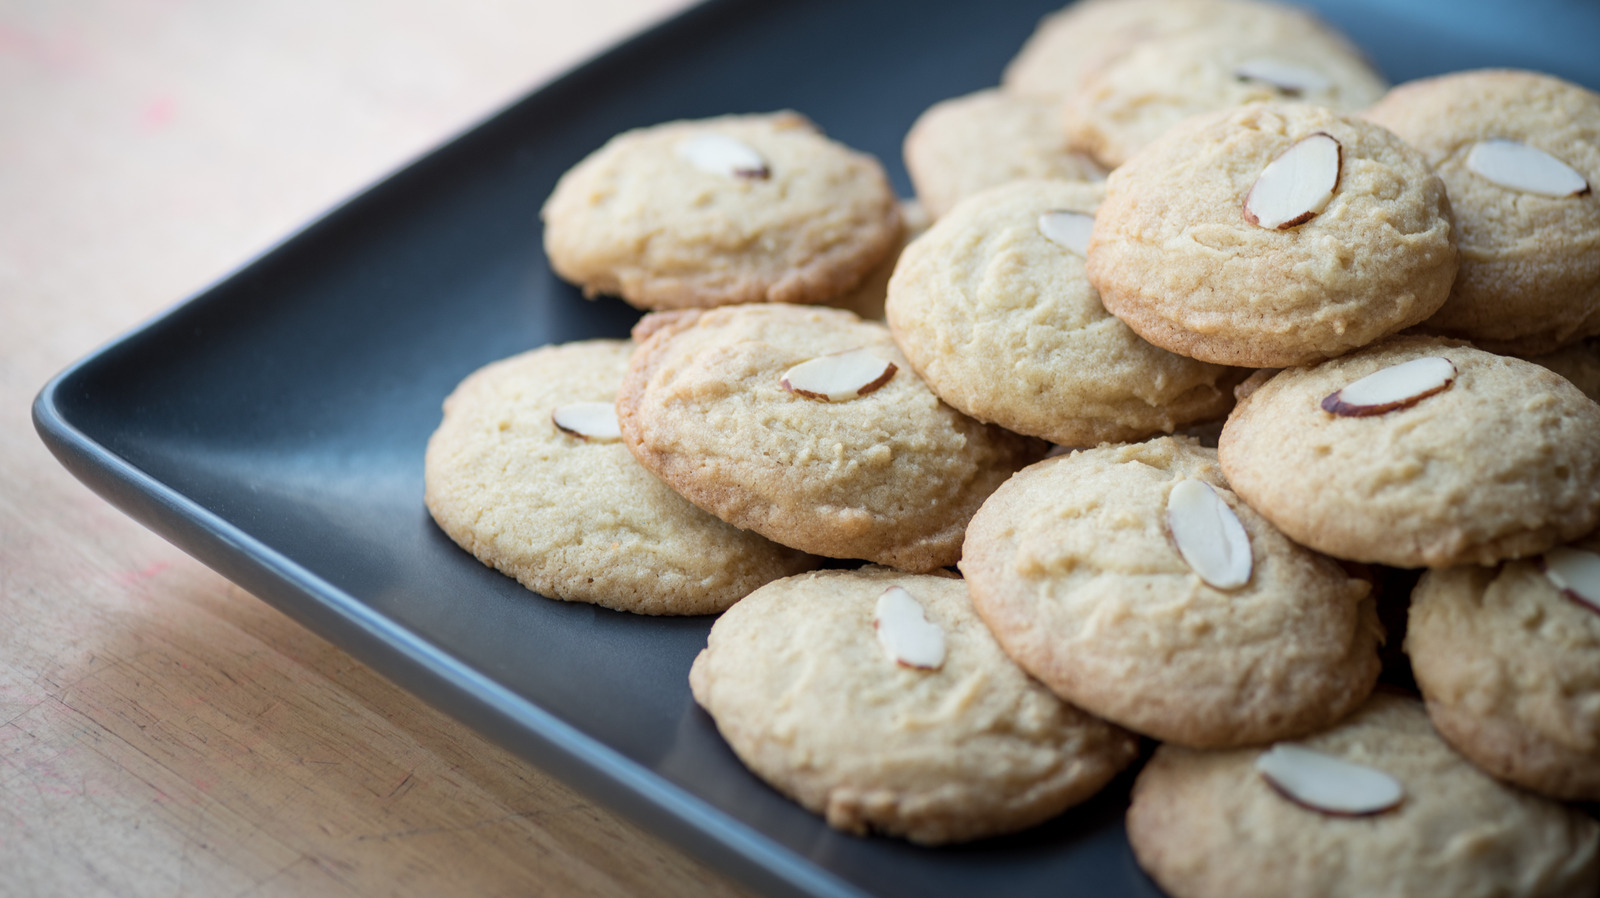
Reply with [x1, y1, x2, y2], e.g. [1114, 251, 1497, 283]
[434, 108, 1141, 844]
[423, 0, 1600, 892]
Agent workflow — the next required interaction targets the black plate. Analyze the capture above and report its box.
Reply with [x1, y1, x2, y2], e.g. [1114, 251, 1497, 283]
[34, 1, 1600, 895]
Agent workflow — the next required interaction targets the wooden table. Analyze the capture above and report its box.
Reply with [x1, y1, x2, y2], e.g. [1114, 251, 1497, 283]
[1, 2, 757, 894]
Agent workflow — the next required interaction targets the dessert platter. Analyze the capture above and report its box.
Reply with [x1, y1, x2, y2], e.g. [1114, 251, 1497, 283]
[35, 0, 1600, 895]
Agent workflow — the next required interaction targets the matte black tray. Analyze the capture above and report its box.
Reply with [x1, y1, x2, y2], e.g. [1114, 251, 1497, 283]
[34, 1, 1600, 895]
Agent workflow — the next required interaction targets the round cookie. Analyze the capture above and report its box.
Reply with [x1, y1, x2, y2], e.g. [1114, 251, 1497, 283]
[1126, 692, 1600, 898]
[688, 566, 1140, 844]
[1001, 0, 1340, 101]
[902, 89, 1103, 220]
[1524, 336, 1600, 402]
[1218, 335, 1600, 568]
[959, 436, 1382, 748]
[423, 341, 817, 614]
[1406, 531, 1600, 801]
[617, 304, 1044, 573]
[886, 180, 1244, 446]
[1087, 103, 1457, 368]
[1364, 70, 1600, 354]
[540, 112, 900, 310]
[1063, 26, 1388, 168]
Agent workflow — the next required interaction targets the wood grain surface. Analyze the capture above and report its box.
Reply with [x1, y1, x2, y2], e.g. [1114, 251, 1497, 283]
[0, 1, 758, 895]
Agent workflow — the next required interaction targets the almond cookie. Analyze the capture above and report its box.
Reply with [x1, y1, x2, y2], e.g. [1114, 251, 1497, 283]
[1002, 0, 1337, 101]
[423, 340, 817, 615]
[902, 90, 1102, 220]
[886, 180, 1244, 446]
[1063, 24, 1388, 169]
[541, 112, 900, 310]
[617, 304, 1044, 572]
[1406, 531, 1600, 801]
[1088, 103, 1457, 368]
[1126, 692, 1600, 898]
[688, 566, 1139, 844]
[1218, 335, 1600, 568]
[1364, 70, 1600, 354]
[959, 436, 1382, 748]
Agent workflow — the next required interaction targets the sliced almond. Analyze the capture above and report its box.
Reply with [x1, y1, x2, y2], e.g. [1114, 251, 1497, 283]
[1321, 356, 1456, 417]
[1256, 744, 1404, 817]
[873, 586, 946, 671]
[1465, 139, 1589, 198]
[780, 348, 896, 402]
[551, 401, 622, 442]
[1037, 210, 1096, 257]
[1166, 479, 1252, 590]
[1232, 59, 1331, 96]
[1243, 132, 1342, 229]
[675, 133, 770, 180]
[1542, 547, 1600, 615]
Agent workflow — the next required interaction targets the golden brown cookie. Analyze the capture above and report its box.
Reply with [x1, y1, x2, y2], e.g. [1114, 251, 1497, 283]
[618, 304, 1044, 572]
[1064, 22, 1387, 168]
[541, 112, 900, 310]
[689, 567, 1139, 844]
[423, 341, 816, 614]
[1002, 0, 1342, 102]
[886, 180, 1243, 446]
[1365, 70, 1600, 354]
[1126, 692, 1600, 898]
[1406, 531, 1600, 801]
[1087, 103, 1457, 368]
[1218, 335, 1600, 568]
[959, 437, 1382, 748]
[902, 89, 1102, 220]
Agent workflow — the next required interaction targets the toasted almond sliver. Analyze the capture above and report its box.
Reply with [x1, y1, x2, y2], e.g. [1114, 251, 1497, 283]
[780, 348, 897, 402]
[874, 586, 946, 671]
[1465, 139, 1589, 198]
[1321, 356, 1456, 417]
[1256, 744, 1404, 817]
[676, 133, 770, 179]
[1166, 479, 1252, 590]
[552, 401, 623, 442]
[1243, 133, 1342, 230]
[1542, 547, 1600, 615]
[1233, 58, 1332, 95]
[1037, 210, 1096, 257]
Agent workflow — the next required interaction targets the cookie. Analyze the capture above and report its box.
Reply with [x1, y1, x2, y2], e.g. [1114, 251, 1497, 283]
[617, 304, 1044, 572]
[1126, 692, 1600, 898]
[688, 566, 1140, 844]
[540, 112, 900, 310]
[1087, 103, 1457, 368]
[423, 340, 816, 614]
[1406, 531, 1600, 801]
[886, 180, 1244, 446]
[1364, 70, 1600, 354]
[1218, 335, 1600, 568]
[829, 199, 930, 321]
[959, 436, 1382, 748]
[902, 89, 1102, 220]
[1002, 0, 1334, 101]
[1524, 336, 1600, 402]
[1062, 23, 1387, 169]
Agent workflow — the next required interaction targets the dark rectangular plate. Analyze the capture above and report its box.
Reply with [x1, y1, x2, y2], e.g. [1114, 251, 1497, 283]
[34, 1, 1600, 895]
